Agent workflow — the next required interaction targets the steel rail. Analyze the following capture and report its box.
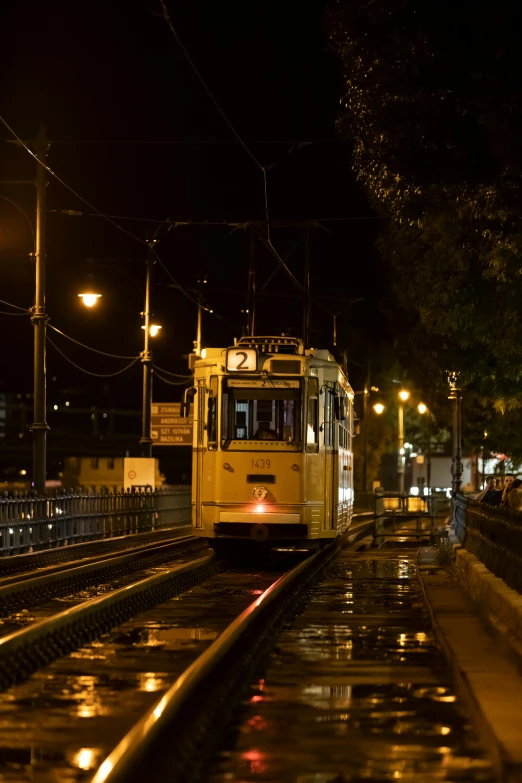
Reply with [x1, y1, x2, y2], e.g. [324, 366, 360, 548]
[0, 553, 216, 690]
[0, 534, 204, 614]
[0, 524, 193, 577]
[90, 538, 344, 783]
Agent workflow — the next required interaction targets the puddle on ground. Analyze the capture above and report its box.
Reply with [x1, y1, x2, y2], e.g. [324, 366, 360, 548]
[205, 549, 494, 783]
[0, 567, 284, 782]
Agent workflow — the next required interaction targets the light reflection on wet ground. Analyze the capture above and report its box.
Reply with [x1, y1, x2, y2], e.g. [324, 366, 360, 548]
[206, 549, 494, 783]
[0, 561, 292, 782]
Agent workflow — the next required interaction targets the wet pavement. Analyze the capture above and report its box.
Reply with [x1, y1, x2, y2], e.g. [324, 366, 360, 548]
[0, 561, 295, 782]
[0, 549, 203, 638]
[206, 547, 494, 782]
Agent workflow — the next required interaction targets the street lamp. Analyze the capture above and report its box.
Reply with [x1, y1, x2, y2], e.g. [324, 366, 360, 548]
[373, 403, 385, 415]
[417, 402, 427, 415]
[399, 389, 410, 402]
[142, 324, 162, 337]
[78, 292, 102, 308]
[77, 240, 159, 458]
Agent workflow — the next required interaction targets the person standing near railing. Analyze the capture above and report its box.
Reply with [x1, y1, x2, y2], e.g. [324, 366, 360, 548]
[505, 479, 522, 510]
[475, 476, 501, 506]
[500, 474, 516, 507]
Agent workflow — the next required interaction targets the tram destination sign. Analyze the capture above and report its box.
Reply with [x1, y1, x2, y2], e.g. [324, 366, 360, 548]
[226, 347, 258, 372]
[151, 402, 193, 446]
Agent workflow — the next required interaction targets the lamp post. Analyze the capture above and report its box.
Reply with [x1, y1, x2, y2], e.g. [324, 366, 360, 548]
[139, 241, 155, 458]
[448, 372, 463, 495]
[31, 126, 50, 494]
[78, 250, 161, 458]
[417, 402, 431, 493]
[1, 125, 50, 492]
[397, 389, 410, 492]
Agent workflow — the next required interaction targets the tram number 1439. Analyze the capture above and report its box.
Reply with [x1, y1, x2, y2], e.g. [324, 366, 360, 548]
[252, 458, 271, 469]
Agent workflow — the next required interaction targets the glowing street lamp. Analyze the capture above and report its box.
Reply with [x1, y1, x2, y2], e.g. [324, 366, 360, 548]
[142, 324, 162, 337]
[78, 292, 102, 307]
[373, 403, 385, 415]
[417, 402, 427, 415]
[398, 389, 410, 402]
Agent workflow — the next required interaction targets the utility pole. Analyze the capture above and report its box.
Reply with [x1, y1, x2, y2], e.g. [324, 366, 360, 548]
[139, 240, 155, 458]
[362, 361, 371, 493]
[31, 125, 50, 494]
[449, 373, 463, 495]
[303, 228, 311, 349]
[397, 402, 405, 492]
[248, 233, 256, 337]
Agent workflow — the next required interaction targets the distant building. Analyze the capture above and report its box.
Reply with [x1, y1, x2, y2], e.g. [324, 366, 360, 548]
[63, 456, 165, 491]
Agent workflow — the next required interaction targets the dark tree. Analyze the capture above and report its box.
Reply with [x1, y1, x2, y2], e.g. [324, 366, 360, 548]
[331, 0, 522, 410]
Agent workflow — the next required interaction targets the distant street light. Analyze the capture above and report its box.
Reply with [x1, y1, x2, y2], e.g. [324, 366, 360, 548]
[417, 402, 427, 415]
[373, 403, 385, 415]
[398, 389, 410, 402]
[78, 292, 102, 308]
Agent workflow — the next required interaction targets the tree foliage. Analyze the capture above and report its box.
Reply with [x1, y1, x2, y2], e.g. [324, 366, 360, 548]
[331, 0, 522, 408]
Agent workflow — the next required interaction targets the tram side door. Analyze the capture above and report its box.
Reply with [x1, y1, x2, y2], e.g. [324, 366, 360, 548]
[194, 379, 206, 528]
[323, 389, 336, 529]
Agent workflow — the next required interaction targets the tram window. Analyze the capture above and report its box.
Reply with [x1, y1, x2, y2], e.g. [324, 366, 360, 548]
[306, 378, 319, 452]
[207, 376, 218, 450]
[222, 381, 301, 443]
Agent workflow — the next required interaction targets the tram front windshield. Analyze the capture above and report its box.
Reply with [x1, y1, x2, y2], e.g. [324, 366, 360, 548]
[222, 381, 301, 443]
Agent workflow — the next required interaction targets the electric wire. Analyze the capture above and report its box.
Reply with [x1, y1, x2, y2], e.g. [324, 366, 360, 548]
[153, 368, 193, 386]
[0, 309, 30, 316]
[0, 115, 149, 246]
[152, 364, 193, 378]
[0, 194, 36, 252]
[0, 297, 30, 312]
[47, 324, 139, 359]
[160, 0, 262, 171]
[47, 336, 140, 377]
[0, 114, 220, 317]
[158, 3, 339, 319]
[50, 139, 318, 145]
[51, 210, 381, 225]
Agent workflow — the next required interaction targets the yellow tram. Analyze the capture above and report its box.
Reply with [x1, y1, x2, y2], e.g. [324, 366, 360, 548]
[185, 336, 356, 553]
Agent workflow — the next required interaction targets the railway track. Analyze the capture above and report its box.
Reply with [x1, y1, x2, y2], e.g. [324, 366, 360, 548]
[0, 532, 204, 614]
[0, 524, 193, 577]
[0, 516, 376, 782]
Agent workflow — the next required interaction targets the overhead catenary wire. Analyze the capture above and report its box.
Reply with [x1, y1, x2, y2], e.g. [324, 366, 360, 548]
[153, 368, 194, 386]
[0, 113, 223, 319]
[47, 336, 140, 377]
[48, 324, 139, 359]
[158, 3, 340, 320]
[50, 210, 381, 225]
[0, 309, 30, 316]
[0, 297, 31, 312]
[159, 0, 263, 171]
[152, 364, 193, 379]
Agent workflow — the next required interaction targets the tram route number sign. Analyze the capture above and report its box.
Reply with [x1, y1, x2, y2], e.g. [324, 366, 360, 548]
[226, 347, 258, 372]
[151, 402, 193, 446]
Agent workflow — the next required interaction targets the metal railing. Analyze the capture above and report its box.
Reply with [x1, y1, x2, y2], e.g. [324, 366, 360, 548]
[0, 486, 191, 556]
[453, 495, 522, 593]
[373, 490, 441, 540]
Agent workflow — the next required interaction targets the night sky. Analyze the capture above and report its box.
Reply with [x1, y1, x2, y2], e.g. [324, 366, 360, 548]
[0, 0, 388, 412]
